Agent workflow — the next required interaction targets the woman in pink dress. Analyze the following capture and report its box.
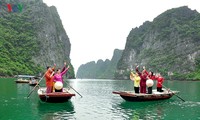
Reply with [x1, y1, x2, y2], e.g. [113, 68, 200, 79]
[53, 62, 70, 92]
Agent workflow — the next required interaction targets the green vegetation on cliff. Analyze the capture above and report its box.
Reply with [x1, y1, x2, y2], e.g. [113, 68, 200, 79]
[0, 2, 42, 76]
[115, 6, 200, 80]
[0, 0, 75, 78]
[76, 49, 123, 79]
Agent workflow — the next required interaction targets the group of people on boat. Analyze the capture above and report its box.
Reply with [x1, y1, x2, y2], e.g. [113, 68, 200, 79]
[130, 65, 164, 94]
[44, 62, 70, 93]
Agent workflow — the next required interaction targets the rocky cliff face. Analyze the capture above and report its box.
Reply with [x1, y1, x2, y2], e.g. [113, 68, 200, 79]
[115, 6, 200, 80]
[33, 2, 75, 78]
[30, 2, 70, 66]
[76, 49, 123, 79]
[0, 0, 75, 78]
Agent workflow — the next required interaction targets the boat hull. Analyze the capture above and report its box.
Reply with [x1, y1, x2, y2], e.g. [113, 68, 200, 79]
[113, 90, 179, 102]
[38, 88, 75, 103]
[15, 80, 29, 83]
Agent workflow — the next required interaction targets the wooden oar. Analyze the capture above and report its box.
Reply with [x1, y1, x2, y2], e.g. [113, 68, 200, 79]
[161, 84, 185, 102]
[64, 80, 83, 98]
[27, 71, 47, 98]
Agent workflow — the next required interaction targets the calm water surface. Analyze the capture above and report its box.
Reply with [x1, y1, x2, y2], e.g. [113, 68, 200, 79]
[0, 78, 200, 120]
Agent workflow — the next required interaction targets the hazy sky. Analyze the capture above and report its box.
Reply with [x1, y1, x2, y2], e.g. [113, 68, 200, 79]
[42, 0, 199, 73]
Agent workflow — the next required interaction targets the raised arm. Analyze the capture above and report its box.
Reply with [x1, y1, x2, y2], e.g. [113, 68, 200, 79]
[51, 63, 56, 71]
[142, 66, 149, 75]
[61, 65, 69, 76]
[135, 65, 141, 76]
[61, 62, 67, 72]
[130, 72, 135, 81]
[61, 66, 66, 73]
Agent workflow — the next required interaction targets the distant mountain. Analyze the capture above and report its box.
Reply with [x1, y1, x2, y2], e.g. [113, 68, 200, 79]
[115, 6, 200, 80]
[0, 0, 75, 78]
[76, 49, 123, 79]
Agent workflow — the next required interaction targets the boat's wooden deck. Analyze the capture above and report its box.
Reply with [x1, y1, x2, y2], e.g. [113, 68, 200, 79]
[113, 89, 179, 96]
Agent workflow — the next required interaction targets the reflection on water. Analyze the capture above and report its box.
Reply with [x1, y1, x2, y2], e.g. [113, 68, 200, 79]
[113, 101, 166, 120]
[37, 101, 75, 120]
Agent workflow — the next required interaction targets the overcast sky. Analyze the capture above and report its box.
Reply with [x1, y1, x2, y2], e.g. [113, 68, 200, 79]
[42, 0, 199, 73]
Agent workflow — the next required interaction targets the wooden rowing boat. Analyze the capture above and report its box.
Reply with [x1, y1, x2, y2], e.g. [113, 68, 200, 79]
[37, 87, 75, 103]
[15, 75, 36, 83]
[113, 89, 179, 102]
[15, 79, 29, 83]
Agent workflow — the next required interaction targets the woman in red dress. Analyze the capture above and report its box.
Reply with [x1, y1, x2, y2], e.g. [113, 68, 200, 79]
[136, 66, 148, 94]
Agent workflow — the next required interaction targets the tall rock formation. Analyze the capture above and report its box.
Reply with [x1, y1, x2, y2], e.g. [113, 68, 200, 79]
[0, 0, 75, 78]
[76, 49, 123, 79]
[115, 6, 200, 80]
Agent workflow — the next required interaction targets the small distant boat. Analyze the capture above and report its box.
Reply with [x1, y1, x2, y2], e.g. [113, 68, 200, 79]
[15, 75, 36, 83]
[37, 87, 75, 103]
[15, 75, 40, 85]
[29, 79, 39, 86]
[113, 89, 179, 102]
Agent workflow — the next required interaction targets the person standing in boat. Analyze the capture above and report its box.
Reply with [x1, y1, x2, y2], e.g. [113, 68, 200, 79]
[130, 71, 141, 93]
[156, 73, 164, 92]
[136, 65, 148, 94]
[45, 64, 56, 93]
[146, 71, 156, 94]
[53, 62, 70, 92]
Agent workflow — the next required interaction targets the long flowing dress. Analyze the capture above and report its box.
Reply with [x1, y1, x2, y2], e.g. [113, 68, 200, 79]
[53, 67, 69, 92]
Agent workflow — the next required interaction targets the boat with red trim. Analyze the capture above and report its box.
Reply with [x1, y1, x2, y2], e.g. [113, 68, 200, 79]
[113, 89, 179, 102]
[37, 87, 75, 103]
